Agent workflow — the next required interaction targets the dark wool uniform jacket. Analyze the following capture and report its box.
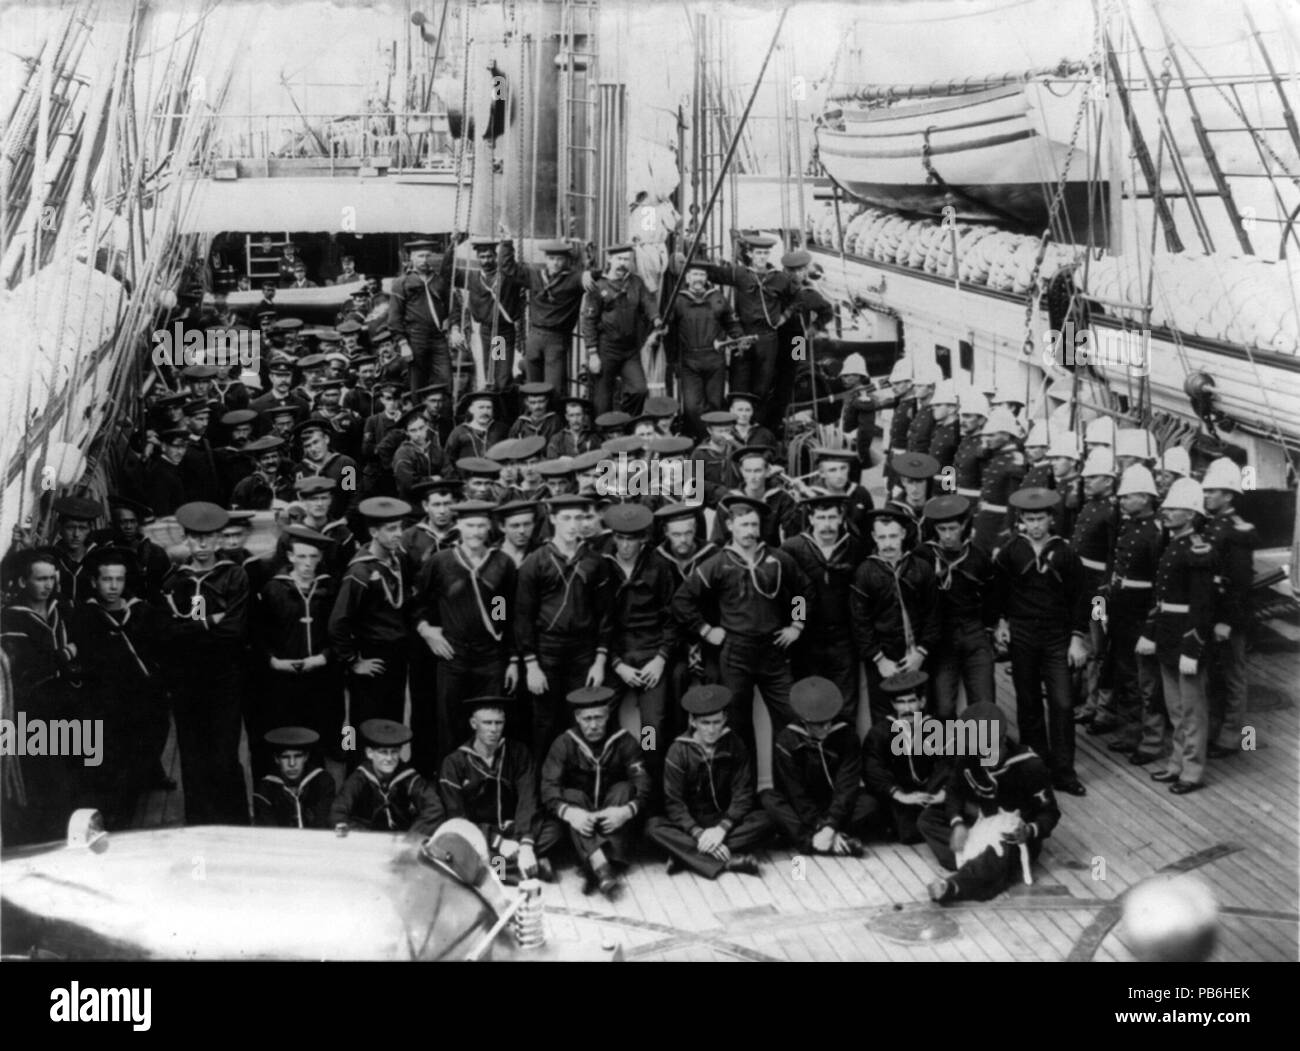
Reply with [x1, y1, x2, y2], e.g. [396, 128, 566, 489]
[498, 240, 587, 334]
[703, 261, 793, 331]
[849, 552, 941, 663]
[662, 730, 756, 835]
[443, 422, 509, 474]
[673, 543, 812, 640]
[439, 740, 540, 846]
[541, 728, 651, 817]
[69, 598, 166, 694]
[941, 743, 1061, 844]
[546, 428, 601, 459]
[159, 559, 250, 652]
[1108, 512, 1165, 614]
[991, 534, 1089, 635]
[514, 541, 612, 659]
[1069, 495, 1119, 586]
[413, 546, 517, 659]
[508, 411, 564, 443]
[862, 717, 954, 798]
[771, 722, 863, 833]
[1143, 530, 1219, 663]
[1, 601, 80, 696]
[387, 268, 455, 343]
[579, 272, 659, 350]
[922, 539, 997, 628]
[601, 548, 681, 665]
[401, 522, 461, 568]
[328, 549, 411, 663]
[666, 286, 742, 352]
[253, 768, 336, 829]
[1204, 508, 1258, 629]
[781, 532, 868, 639]
[330, 762, 445, 834]
[257, 573, 336, 661]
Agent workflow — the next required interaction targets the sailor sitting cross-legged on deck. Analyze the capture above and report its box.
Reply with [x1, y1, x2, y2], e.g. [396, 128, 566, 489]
[253, 727, 336, 830]
[330, 719, 446, 835]
[918, 702, 1061, 905]
[646, 684, 773, 879]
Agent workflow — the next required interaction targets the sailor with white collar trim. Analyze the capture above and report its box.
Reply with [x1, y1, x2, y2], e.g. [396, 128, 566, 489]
[330, 718, 445, 834]
[253, 727, 336, 829]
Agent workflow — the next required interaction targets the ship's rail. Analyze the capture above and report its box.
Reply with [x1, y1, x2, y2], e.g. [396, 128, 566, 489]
[152, 111, 458, 176]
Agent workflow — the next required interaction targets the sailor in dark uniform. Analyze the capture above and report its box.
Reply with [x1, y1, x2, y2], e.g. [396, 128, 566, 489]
[516, 492, 613, 762]
[540, 685, 651, 898]
[330, 719, 445, 833]
[991, 488, 1090, 796]
[547, 395, 600, 459]
[143, 427, 190, 517]
[443, 390, 508, 475]
[159, 502, 251, 825]
[580, 243, 663, 418]
[921, 494, 997, 715]
[230, 435, 292, 509]
[293, 418, 360, 522]
[179, 399, 223, 505]
[703, 232, 794, 408]
[360, 381, 405, 496]
[850, 506, 940, 722]
[213, 408, 259, 501]
[456, 456, 507, 503]
[881, 359, 915, 492]
[253, 524, 342, 771]
[862, 670, 953, 843]
[401, 478, 461, 566]
[0, 549, 81, 844]
[691, 410, 740, 506]
[672, 494, 811, 748]
[801, 446, 874, 539]
[904, 361, 942, 457]
[413, 501, 519, 768]
[646, 684, 771, 878]
[495, 499, 540, 567]
[47, 495, 105, 605]
[438, 696, 551, 883]
[388, 239, 464, 394]
[666, 259, 743, 437]
[971, 407, 1026, 553]
[389, 407, 443, 503]
[507, 382, 562, 445]
[500, 237, 588, 394]
[887, 451, 940, 540]
[1138, 478, 1219, 794]
[459, 237, 527, 394]
[760, 676, 873, 856]
[250, 359, 309, 420]
[309, 379, 364, 463]
[328, 498, 414, 741]
[293, 475, 355, 576]
[727, 391, 778, 452]
[652, 502, 717, 696]
[781, 492, 867, 707]
[253, 727, 336, 829]
[104, 495, 171, 603]
[920, 702, 1061, 904]
[707, 447, 799, 547]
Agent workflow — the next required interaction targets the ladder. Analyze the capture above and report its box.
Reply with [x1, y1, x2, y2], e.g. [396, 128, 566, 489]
[557, 0, 600, 244]
[244, 232, 292, 281]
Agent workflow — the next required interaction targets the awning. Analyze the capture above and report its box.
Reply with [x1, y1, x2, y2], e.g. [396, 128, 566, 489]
[172, 174, 462, 235]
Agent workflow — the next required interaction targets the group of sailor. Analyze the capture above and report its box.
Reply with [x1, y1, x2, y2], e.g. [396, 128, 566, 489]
[0, 233, 1260, 906]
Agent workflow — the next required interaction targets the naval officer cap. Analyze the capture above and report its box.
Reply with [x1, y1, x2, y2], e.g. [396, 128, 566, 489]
[1008, 487, 1061, 511]
[358, 497, 412, 522]
[159, 427, 191, 443]
[450, 499, 498, 520]
[175, 501, 230, 534]
[654, 502, 701, 524]
[534, 457, 576, 478]
[495, 500, 540, 521]
[404, 239, 437, 252]
[518, 382, 554, 398]
[360, 718, 413, 747]
[52, 496, 104, 521]
[781, 248, 812, 269]
[470, 236, 500, 250]
[813, 446, 857, 463]
[282, 525, 332, 547]
[409, 477, 461, 502]
[790, 676, 843, 722]
[569, 449, 608, 472]
[294, 475, 336, 496]
[602, 435, 646, 456]
[646, 435, 693, 456]
[731, 443, 774, 465]
[643, 395, 679, 418]
[923, 494, 971, 522]
[537, 239, 572, 255]
[566, 685, 615, 708]
[226, 509, 255, 525]
[891, 452, 940, 479]
[455, 456, 504, 478]
[594, 410, 633, 430]
[602, 502, 654, 534]
[265, 726, 320, 751]
[719, 494, 770, 518]
[221, 409, 259, 427]
[681, 683, 732, 716]
[741, 232, 779, 248]
[546, 492, 596, 512]
[881, 670, 929, 698]
[700, 410, 737, 427]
